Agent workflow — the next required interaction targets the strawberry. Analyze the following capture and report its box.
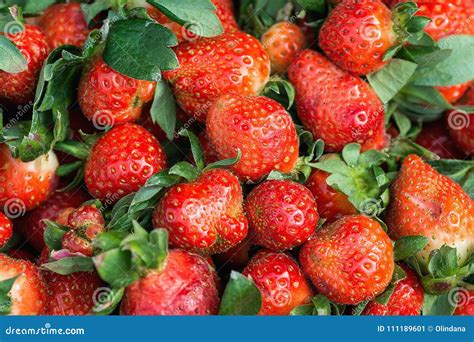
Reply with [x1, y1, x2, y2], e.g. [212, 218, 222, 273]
[300, 215, 394, 304]
[362, 264, 424, 315]
[120, 249, 220, 315]
[415, 121, 465, 159]
[261, 21, 307, 74]
[288, 50, 386, 152]
[0, 24, 49, 104]
[84, 123, 167, 202]
[0, 212, 13, 248]
[386, 154, 474, 269]
[59, 204, 106, 257]
[16, 188, 90, 252]
[206, 94, 299, 182]
[38, 2, 90, 49]
[163, 31, 270, 121]
[153, 168, 248, 255]
[242, 251, 313, 315]
[245, 179, 319, 250]
[198, 130, 220, 164]
[78, 56, 156, 126]
[319, 0, 423, 75]
[0, 144, 58, 211]
[437, 83, 470, 104]
[305, 169, 357, 223]
[214, 237, 251, 269]
[454, 289, 474, 316]
[0, 254, 47, 315]
[7, 248, 36, 262]
[146, 0, 239, 42]
[447, 85, 474, 156]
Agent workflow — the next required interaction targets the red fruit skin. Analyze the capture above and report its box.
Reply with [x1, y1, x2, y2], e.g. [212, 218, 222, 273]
[147, 0, 238, 42]
[67, 205, 105, 229]
[16, 188, 90, 252]
[61, 230, 94, 256]
[363, 264, 424, 315]
[300, 215, 394, 305]
[84, 123, 167, 202]
[245, 180, 319, 250]
[153, 168, 248, 255]
[0, 24, 49, 104]
[214, 237, 251, 268]
[437, 83, 470, 104]
[288, 50, 386, 152]
[38, 3, 89, 49]
[386, 155, 474, 269]
[319, 0, 397, 75]
[0, 254, 47, 315]
[0, 212, 13, 248]
[261, 22, 307, 74]
[447, 85, 474, 156]
[243, 251, 313, 315]
[78, 57, 156, 125]
[0, 145, 59, 211]
[206, 94, 299, 182]
[120, 249, 220, 315]
[305, 169, 358, 223]
[415, 121, 465, 159]
[163, 31, 270, 121]
[41, 268, 105, 316]
[454, 289, 474, 316]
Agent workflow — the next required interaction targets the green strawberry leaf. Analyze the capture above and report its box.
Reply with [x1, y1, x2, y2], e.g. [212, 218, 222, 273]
[81, 0, 112, 24]
[42, 256, 95, 275]
[394, 236, 429, 261]
[413, 35, 474, 87]
[296, 0, 326, 12]
[20, 0, 55, 14]
[219, 271, 262, 315]
[375, 284, 395, 306]
[103, 18, 178, 81]
[89, 287, 125, 316]
[422, 292, 456, 316]
[428, 160, 474, 199]
[388, 138, 439, 160]
[150, 81, 177, 141]
[169, 161, 200, 181]
[352, 300, 370, 316]
[147, 0, 223, 38]
[94, 248, 140, 288]
[0, 275, 19, 315]
[367, 59, 418, 103]
[290, 304, 315, 315]
[94, 231, 129, 252]
[428, 245, 459, 279]
[262, 77, 296, 109]
[0, 35, 26, 73]
[43, 219, 70, 251]
[179, 129, 205, 170]
[203, 149, 242, 171]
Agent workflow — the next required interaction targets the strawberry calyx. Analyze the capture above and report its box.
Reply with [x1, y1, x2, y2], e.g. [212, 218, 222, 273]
[385, 1, 432, 61]
[0, 275, 20, 315]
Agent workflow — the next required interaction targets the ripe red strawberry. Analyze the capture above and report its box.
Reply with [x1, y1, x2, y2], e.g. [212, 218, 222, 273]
[454, 289, 474, 316]
[206, 94, 299, 182]
[0, 213, 13, 248]
[437, 83, 470, 104]
[242, 251, 313, 315]
[245, 180, 319, 250]
[363, 264, 424, 315]
[153, 168, 248, 255]
[84, 123, 167, 202]
[120, 249, 220, 315]
[146, 0, 239, 42]
[16, 188, 90, 252]
[0, 24, 49, 104]
[305, 169, 357, 223]
[0, 144, 58, 211]
[447, 85, 474, 156]
[78, 56, 156, 126]
[300, 215, 394, 304]
[319, 0, 398, 75]
[386, 155, 474, 269]
[415, 121, 465, 159]
[0, 254, 47, 315]
[288, 50, 386, 152]
[38, 2, 90, 49]
[163, 31, 270, 121]
[261, 21, 307, 74]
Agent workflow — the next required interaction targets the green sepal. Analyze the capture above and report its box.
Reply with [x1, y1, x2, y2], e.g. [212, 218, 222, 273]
[42, 256, 96, 275]
[0, 275, 20, 315]
[218, 271, 262, 315]
[290, 294, 345, 316]
[43, 219, 70, 251]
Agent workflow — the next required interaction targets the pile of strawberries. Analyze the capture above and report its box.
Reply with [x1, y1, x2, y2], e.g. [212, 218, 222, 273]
[0, 0, 472, 316]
